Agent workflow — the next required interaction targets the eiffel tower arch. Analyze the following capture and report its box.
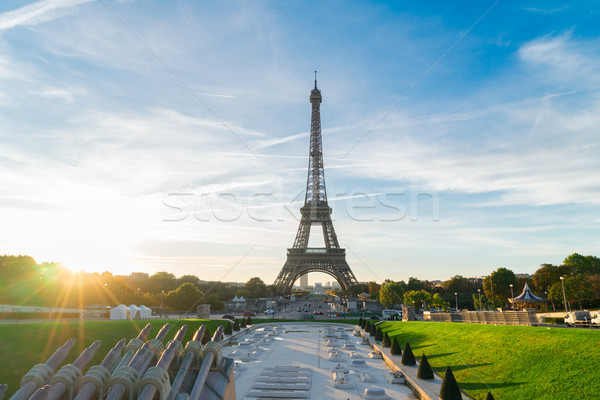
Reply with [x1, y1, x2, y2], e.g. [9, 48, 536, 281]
[274, 74, 359, 296]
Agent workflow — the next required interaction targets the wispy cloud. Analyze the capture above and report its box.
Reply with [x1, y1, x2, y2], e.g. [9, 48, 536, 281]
[0, 0, 93, 32]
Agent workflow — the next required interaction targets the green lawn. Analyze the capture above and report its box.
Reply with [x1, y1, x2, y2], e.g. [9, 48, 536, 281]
[380, 321, 598, 400]
[0, 319, 227, 397]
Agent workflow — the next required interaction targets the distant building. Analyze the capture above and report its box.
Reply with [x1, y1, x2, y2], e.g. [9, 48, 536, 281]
[515, 273, 533, 279]
[127, 272, 149, 283]
[300, 274, 308, 287]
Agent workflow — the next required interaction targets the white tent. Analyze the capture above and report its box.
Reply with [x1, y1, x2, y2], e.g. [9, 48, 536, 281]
[232, 296, 240, 302]
[110, 304, 129, 320]
[128, 304, 140, 319]
[138, 305, 152, 319]
[238, 296, 246, 302]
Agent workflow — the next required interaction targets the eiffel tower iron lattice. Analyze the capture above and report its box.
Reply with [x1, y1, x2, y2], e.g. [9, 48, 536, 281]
[274, 74, 359, 296]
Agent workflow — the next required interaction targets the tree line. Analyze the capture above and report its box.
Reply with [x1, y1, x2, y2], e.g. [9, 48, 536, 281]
[355, 253, 600, 311]
[0, 255, 271, 311]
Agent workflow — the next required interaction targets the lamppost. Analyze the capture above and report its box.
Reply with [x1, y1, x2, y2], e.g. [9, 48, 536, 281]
[510, 284, 514, 310]
[137, 287, 141, 305]
[160, 290, 165, 319]
[477, 289, 481, 310]
[490, 278, 495, 309]
[454, 292, 458, 311]
[560, 276, 568, 313]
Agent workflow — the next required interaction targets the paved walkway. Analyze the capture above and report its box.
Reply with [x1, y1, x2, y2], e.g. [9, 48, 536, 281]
[226, 323, 417, 400]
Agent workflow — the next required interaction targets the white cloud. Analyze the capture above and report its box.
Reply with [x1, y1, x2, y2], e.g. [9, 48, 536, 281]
[0, 0, 93, 32]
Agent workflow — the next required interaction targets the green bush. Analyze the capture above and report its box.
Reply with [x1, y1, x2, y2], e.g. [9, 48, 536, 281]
[247, 316, 253, 325]
[233, 320, 240, 331]
[224, 322, 233, 335]
[401, 342, 416, 365]
[382, 332, 391, 347]
[439, 366, 462, 400]
[358, 317, 363, 327]
[361, 318, 367, 329]
[417, 353, 434, 379]
[375, 326, 383, 341]
[201, 327, 212, 344]
[241, 318, 247, 328]
[544, 317, 565, 325]
[370, 322, 376, 337]
[486, 392, 495, 400]
[391, 337, 402, 355]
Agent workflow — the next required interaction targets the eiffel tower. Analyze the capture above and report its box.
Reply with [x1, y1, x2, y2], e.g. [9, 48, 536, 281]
[274, 74, 359, 296]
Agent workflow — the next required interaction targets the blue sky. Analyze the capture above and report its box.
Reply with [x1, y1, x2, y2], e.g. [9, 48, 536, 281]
[0, 0, 599, 284]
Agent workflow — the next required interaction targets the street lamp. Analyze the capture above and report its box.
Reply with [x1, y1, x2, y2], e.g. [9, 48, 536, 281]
[510, 284, 514, 310]
[560, 276, 568, 313]
[161, 290, 165, 319]
[454, 292, 458, 311]
[477, 289, 481, 310]
[490, 278, 494, 309]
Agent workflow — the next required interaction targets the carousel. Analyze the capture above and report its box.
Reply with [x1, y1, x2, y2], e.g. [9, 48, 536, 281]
[510, 283, 549, 310]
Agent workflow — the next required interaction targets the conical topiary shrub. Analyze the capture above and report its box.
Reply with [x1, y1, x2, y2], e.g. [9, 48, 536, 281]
[375, 326, 383, 341]
[247, 316, 253, 325]
[233, 319, 240, 331]
[417, 353, 434, 379]
[401, 342, 416, 365]
[390, 337, 402, 355]
[369, 322, 376, 337]
[358, 317, 363, 327]
[382, 332, 391, 347]
[201, 328, 212, 344]
[241, 318, 247, 328]
[485, 392, 495, 400]
[361, 318, 367, 329]
[439, 366, 462, 400]
[224, 322, 233, 335]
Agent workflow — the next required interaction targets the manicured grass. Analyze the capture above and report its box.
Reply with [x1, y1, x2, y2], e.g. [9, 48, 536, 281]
[380, 321, 599, 400]
[0, 319, 227, 397]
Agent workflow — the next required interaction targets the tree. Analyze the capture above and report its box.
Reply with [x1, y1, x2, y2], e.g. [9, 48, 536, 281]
[548, 275, 594, 310]
[564, 253, 600, 276]
[379, 281, 406, 308]
[533, 264, 572, 294]
[483, 268, 516, 305]
[404, 290, 433, 309]
[177, 275, 199, 287]
[431, 293, 450, 310]
[244, 277, 268, 299]
[165, 283, 203, 311]
[201, 294, 225, 310]
[368, 281, 381, 298]
[146, 272, 178, 294]
[406, 277, 425, 292]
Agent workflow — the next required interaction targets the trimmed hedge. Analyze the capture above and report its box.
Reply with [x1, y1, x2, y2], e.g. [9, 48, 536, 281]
[401, 342, 416, 365]
[439, 366, 462, 400]
[391, 337, 402, 355]
[382, 332, 391, 347]
[544, 317, 565, 325]
[417, 353, 434, 379]
[201, 327, 212, 344]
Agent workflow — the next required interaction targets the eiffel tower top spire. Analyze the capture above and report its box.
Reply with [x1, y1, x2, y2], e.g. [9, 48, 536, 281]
[306, 71, 326, 205]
